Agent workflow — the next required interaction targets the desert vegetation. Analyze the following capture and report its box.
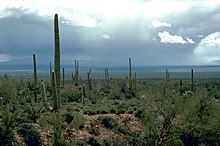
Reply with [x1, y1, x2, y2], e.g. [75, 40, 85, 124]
[0, 14, 219, 146]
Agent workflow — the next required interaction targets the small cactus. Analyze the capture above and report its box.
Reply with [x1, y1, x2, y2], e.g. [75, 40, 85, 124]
[40, 79, 50, 110]
[128, 57, 132, 89]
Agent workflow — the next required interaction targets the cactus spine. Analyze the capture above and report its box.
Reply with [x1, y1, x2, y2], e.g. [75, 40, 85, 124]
[87, 68, 92, 90]
[74, 59, 79, 86]
[62, 68, 65, 88]
[128, 57, 132, 89]
[51, 72, 58, 112]
[40, 79, 50, 110]
[54, 14, 61, 108]
[33, 53, 38, 102]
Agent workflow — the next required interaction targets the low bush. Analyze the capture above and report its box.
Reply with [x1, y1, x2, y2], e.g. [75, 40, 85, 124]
[18, 123, 42, 146]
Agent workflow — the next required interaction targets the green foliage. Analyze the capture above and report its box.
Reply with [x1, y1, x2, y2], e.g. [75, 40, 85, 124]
[18, 123, 42, 146]
[0, 76, 17, 103]
[61, 84, 82, 103]
[88, 122, 100, 136]
[0, 109, 17, 146]
[99, 116, 118, 129]
[71, 139, 86, 146]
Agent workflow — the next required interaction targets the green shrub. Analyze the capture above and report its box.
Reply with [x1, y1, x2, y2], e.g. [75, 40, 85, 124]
[0, 110, 17, 146]
[88, 122, 100, 136]
[99, 116, 118, 129]
[88, 137, 102, 146]
[18, 123, 42, 146]
[71, 139, 86, 146]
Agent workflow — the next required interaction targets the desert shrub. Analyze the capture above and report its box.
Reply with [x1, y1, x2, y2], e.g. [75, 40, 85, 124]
[127, 131, 144, 145]
[117, 125, 130, 135]
[70, 114, 85, 130]
[83, 106, 97, 115]
[116, 102, 128, 114]
[65, 112, 75, 124]
[61, 84, 82, 103]
[111, 136, 127, 146]
[88, 122, 100, 136]
[0, 75, 17, 103]
[18, 123, 42, 146]
[134, 107, 146, 118]
[71, 139, 86, 146]
[88, 137, 102, 146]
[99, 116, 118, 129]
[0, 110, 17, 146]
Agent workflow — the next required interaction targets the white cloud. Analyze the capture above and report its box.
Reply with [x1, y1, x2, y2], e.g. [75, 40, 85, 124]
[186, 37, 195, 44]
[193, 32, 220, 64]
[200, 32, 220, 47]
[150, 20, 171, 28]
[102, 34, 111, 39]
[158, 31, 195, 44]
[158, 31, 187, 44]
[0, 54, 14, 62]
[198, 35, 204, 38]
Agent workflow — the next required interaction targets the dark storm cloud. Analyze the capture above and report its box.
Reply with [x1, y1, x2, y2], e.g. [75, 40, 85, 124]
[0, 4, 220, 66]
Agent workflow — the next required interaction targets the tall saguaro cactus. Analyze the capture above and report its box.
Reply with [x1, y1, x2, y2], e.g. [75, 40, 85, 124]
[51, 72, 58, 112]
[191, 69, 194, 92]
[128, 57, 132, 89]
[62, 68, 65, 88]
[54, 14, 61, 108]
[74, 59, 79, 86]
[33, 53, 38, 102]
[87, 68, 92, 90]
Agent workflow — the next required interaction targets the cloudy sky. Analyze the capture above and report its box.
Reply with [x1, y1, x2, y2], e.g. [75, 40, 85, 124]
[0, 0, 220, 66]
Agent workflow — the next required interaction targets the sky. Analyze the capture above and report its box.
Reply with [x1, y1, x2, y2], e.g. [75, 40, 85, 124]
[0, 0, 220, 66]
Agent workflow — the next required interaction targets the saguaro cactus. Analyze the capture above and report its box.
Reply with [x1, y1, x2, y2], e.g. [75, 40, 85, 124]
[191, 69, 194, 92]
[82, 84, 86, 104]
[179, 80, 184, 95]
[51, 72, 58, 112]
[62, 68, 65, 88]
[105, 68, 109, 81]
[50, 62, 52, 83]
[74, 59, 79, 86]
[128, 57, 132, 89]
[54, 14, 61, 108]
[40, 79, 50, 110]
[33, 53, 38, 102]
[87, 68, 92, 90]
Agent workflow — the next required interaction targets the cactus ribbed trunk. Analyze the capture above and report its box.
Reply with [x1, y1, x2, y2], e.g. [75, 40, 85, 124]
[52, 72, 58, 112]
[191, 69, 194, 92]
[62, 68, 65, 88]
[74, 59, 79, 86]
[40, 80, 50, 110]
[129, 57, 132, 89]
[50, 62, 52, 84]
[82, 84, 86, 104]
[54, 14, 61, 108]
[87, 68, 92, 90]
[33, 53, 38, 102]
